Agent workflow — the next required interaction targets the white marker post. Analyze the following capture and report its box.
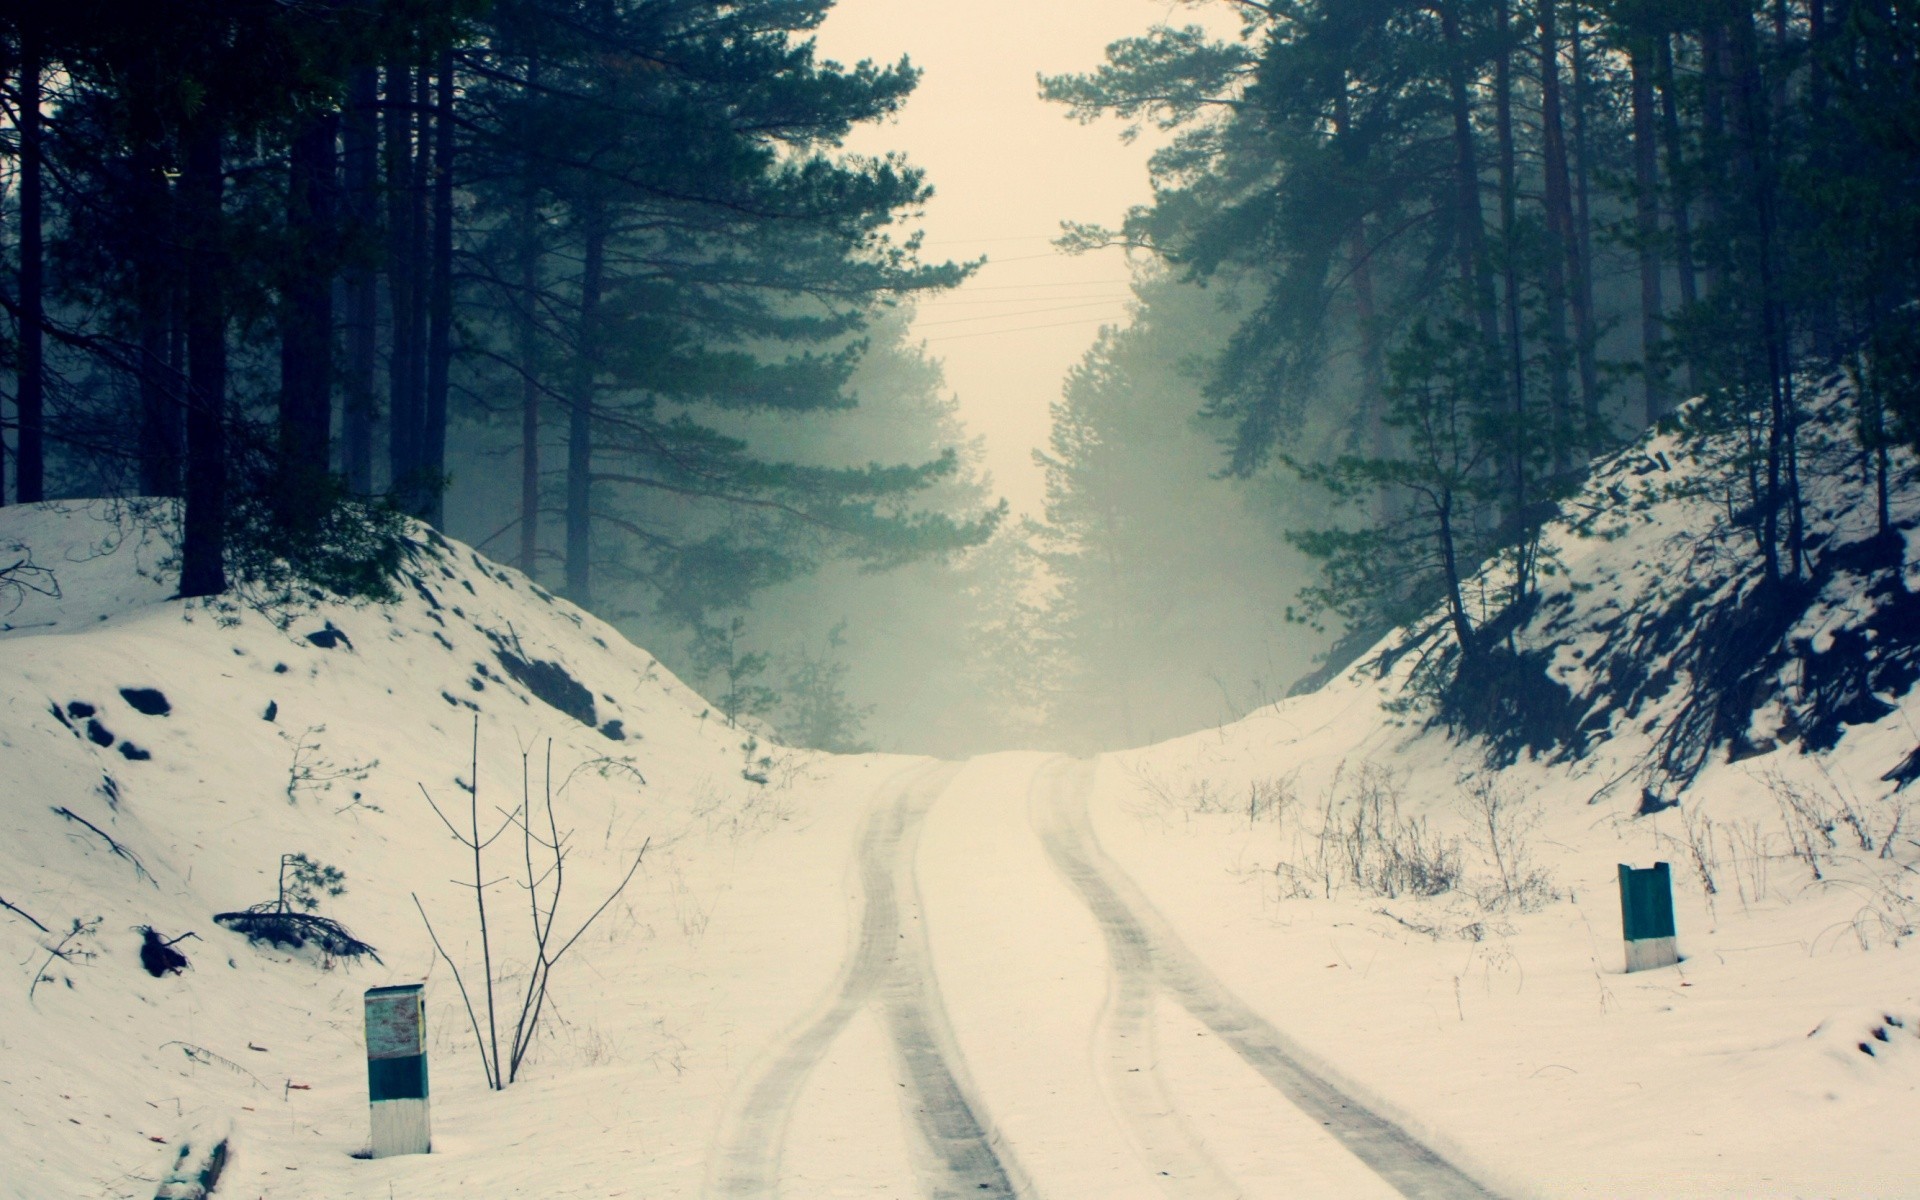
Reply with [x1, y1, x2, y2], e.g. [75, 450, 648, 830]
[364, 983, 431, 1157]
[1618, 862, 1679, 972]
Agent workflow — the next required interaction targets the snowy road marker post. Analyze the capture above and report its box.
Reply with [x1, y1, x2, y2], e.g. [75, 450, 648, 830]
[1618, 862, 1678, 972]
[364, 983, 430, 1157]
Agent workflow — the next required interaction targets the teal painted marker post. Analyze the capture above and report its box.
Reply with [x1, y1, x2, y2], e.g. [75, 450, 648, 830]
[1618, 862, 1679, 972]
[364, 983, 431, 1157]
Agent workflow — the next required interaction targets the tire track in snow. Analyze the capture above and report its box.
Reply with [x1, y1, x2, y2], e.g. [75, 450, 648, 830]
[1031, 758, 1242, 1200]
[1036, 757, 1500, 1200]
[706, 761, 1019, 1199]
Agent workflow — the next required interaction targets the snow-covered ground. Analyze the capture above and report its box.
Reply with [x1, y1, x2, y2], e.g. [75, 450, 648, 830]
[3, 444, 1918, 1199]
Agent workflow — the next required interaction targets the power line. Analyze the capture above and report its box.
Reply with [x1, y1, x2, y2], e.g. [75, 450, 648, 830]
[924, 315, 1127, 344]
[915, 291, 1131, 307]
[888, 278, 1135, 293]
[916, 300, 1129, 328]
[921, 234, 1060, 246]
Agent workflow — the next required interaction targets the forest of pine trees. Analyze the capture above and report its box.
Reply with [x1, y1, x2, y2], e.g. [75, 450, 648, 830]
[1044, 0, 1920, 671]
[7, 0, 1920, 753]
[0, 1, 1000, 705]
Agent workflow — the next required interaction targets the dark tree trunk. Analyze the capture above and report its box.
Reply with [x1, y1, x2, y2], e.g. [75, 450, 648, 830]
[1656, 34, 1700, 397]
[405, 60, 433, 512]
[342, 66, 379, 494]
[517, 49, 545, 579]
[422, 49, 456, 529]
[180, 113, 229, 599]
[1728, 8, 1800, 580]
[1496, 0, 1530, 598]
[385, 58, 420, 509]
[1442, 1, 1498, 345]
[1700, 22, 1730, 299]
[1569, 15, 1602, 428]
[1333, 83, 1387, 520]
[1631, 37, 1669, 423]
[131, 67, 183, 498]
[565, 205, 606, 607]
[1538, 0, 1576, 458]
[518, 204, 542, 579]
[280, 114, 338, 487]
[16, 25, 45, 503]
[1437, 491, 1475, 656]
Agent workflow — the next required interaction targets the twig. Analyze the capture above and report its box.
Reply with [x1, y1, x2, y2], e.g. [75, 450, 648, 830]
[411, 892, 497, 1090]
[547, 839, 649, 964]
[29, 916, 100, 1002]
[0, 893, 49, 933]
[469, 717, 504, 1090]
[159, 1041, 269, 1090]
[50, 806, 154, 885]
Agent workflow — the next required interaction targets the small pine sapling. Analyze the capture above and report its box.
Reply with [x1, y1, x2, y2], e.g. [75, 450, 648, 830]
[213, 853, 379, 962]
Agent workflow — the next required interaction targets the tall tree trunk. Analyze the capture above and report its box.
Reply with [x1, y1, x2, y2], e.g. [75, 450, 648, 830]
[565, 205, 606, 607]
[342, 66, 379, 494]
[1699, 22, 1730, 300]
[1569, 15, 1602, 428]
[1496, 0, 1531, 599]
[517, 200, 542, 579]
[16, 24, 45, 503]
[1631, 36, 1669, 423]
[517, 49, 545, 579]
[1442, 1, 1498, 345]
[1437, 490, 1475, 655]
[1656, 33, 1700, 398]
[280, 114, 337, 489]
[180, 112, 228, 599]
[406, 60, 433, 511]
[1538, 0, 1577, 460]
[422, 48, 456, 529]
[385, 58, 420, 506]
[131, 66, 183, 498]
[1728, 7, 1799, 580]
[1334, 82, 1388, 524]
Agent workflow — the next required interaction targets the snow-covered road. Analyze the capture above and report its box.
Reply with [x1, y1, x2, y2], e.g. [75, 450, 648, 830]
[707, 753, 1500, 1199]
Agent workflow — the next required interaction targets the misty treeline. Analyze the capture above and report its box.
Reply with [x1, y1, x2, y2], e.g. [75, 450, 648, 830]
[1043, 0, 1920, 690]
[0, 0, 1020, 750]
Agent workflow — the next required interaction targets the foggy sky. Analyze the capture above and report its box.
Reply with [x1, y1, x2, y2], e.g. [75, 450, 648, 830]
[814, 0, 1196, 517]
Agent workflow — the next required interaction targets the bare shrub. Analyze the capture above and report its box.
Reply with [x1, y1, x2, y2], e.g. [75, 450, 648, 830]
[1765, 770, 1840, 880]
[1726, 817, 1776, 908]
[1248, 773, 1298, 827]
[1664, 802, 1721, 915]
[413, 720, 648, 1089]
[1324, 764, 1461, 899]
[1460, 774, 1557, 911]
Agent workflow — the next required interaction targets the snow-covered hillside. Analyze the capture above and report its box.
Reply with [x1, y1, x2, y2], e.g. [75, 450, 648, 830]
[1095, 395, 1920, 1195]
[5, 392, 1920, 1200]
[0, 500, 904, 1198]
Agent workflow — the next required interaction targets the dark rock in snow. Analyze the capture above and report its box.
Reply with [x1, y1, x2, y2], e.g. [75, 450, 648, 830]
[138, 926, 193, 976]
[599, 719, 626, 741]
[117, 742, 151, 761]
[487, 634, 597, 728]
[263, 700, 278, 723]
[65, 701, 95, 720]
[85, 718, 115, 747]
[118, 687, 170, 716]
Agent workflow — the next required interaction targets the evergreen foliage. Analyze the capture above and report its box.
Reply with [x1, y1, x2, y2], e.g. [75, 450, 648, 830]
[0, 0, 994, 673]
[1046, 0, 1920, 699]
